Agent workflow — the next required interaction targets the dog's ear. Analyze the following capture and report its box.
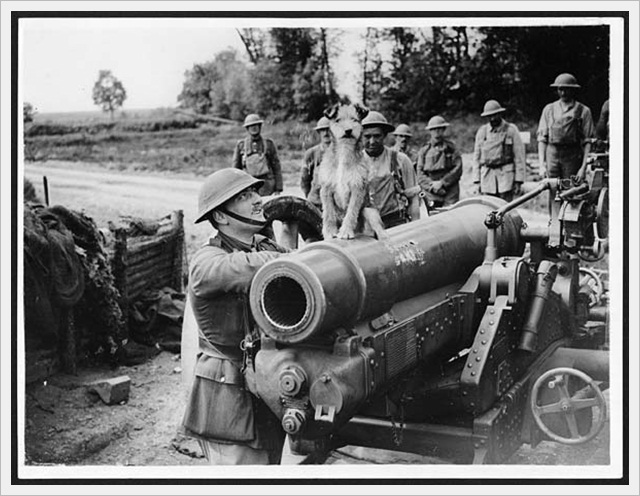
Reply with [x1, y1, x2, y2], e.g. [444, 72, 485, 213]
[354, 103, 369, 122]
[324, 104, 339, 120]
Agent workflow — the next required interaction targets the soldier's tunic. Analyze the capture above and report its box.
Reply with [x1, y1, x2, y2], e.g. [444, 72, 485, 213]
[537, 99, 594, 179]
[473, 119, 526, 201]
[232, 136, 283, 196]
[392, 143, 417, 172]
[300, 143, 327, 210]
[365, 147, 421, 228]
[416, 138, 463, 207]
[181, 232, 288, 464]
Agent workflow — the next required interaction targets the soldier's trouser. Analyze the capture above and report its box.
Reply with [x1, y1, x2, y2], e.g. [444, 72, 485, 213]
[198, 439, 273, 465]
[546, 145, 583, 179]
[546, 145, 583, 215]
[422, 183, 460, 212]
[256, 175, 276, 196]
[486, 190, 514, 202]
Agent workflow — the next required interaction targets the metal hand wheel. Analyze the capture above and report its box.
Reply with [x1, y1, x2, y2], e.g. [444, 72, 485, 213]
[579, 267, 605, 307]
[530, 367, 607, 445]
[578, 225, 606, 262]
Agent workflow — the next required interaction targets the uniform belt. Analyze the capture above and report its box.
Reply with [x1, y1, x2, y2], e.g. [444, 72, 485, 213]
[198, 336, 242, 362]
[549, 142, 580, 148]
[481, 161, 512, 169]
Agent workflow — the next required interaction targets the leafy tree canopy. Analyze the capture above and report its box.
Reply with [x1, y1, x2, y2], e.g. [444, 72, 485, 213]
[92, 70, 127, 119]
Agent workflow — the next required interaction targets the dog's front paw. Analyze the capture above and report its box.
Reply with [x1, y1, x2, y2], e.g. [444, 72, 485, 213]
[337, 226, 356, 239]
[323, 226, 338, 239]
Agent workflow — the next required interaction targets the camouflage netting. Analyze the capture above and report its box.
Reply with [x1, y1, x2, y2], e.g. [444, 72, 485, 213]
[24, 203, 127, 366]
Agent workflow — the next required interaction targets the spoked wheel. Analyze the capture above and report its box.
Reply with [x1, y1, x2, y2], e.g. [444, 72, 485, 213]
[578, 267, 605, 307]
[530, 367, 607, 445]
[578, 225, 606, 262]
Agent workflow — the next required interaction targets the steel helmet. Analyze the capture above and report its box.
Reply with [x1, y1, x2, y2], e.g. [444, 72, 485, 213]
[314, 116, 330, 131]
[392, 123, 413, 137]
[361, 111, 395, 133]
[481, 100, 506, 117]
[243, 113, 264, 128]
[425, 115, 450, 130]
[195, 168, 264, 224]
[550, 73, 581, 88]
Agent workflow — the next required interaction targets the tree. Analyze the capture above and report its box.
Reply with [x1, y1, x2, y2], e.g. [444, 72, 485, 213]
[178, 49, 254, 120]
[92, 70, 127, 120]
[236, 28, 339, 121]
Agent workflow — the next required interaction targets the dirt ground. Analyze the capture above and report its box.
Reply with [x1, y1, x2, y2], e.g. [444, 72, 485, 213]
[21, 161, 612, 472]
[24, 349, 611, 469]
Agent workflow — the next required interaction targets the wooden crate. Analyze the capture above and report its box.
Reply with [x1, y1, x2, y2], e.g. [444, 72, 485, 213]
[110, 210, 185, 333]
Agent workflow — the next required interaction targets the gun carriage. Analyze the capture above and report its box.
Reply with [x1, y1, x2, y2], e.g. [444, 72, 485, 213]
[254, 148, 610, 464]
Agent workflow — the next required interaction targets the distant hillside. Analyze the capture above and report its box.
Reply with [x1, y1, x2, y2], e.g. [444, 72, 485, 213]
[33, 108, 179, 124]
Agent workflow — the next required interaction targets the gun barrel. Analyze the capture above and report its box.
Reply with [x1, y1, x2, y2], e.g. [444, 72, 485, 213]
[250, 197, 524, 344]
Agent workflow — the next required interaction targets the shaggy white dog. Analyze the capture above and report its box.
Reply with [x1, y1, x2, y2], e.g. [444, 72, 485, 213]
[317, 104, 388, 240]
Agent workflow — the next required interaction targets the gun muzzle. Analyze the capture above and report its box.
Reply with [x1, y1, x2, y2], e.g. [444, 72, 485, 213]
[250, 197, 524, 343]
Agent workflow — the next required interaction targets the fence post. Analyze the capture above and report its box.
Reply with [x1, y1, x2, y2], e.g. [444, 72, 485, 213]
[172, 210, 185, 292]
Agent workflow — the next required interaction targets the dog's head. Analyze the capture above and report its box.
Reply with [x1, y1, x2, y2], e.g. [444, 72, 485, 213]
[324, 103, 369, 143]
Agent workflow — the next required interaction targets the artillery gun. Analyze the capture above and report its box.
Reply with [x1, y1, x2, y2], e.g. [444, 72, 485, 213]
[253, 152, 610, 464]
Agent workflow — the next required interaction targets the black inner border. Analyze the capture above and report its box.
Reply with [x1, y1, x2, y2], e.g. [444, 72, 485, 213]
[10, 9, 630, 486]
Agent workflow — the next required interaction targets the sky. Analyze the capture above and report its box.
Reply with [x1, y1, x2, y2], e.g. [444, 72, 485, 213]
[21, 18, 364, 114]
[20, 14, 618, 115]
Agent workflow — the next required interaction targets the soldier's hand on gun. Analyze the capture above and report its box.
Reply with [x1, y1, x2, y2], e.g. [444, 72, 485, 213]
[430, 180, 446, 196]
[538, 160, 548, 179]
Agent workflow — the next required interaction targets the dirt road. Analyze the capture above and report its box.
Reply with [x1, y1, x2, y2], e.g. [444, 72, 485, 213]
[21, 161, 612, 472]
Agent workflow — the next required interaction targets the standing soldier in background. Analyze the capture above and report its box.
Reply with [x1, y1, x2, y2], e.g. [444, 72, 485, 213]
[536, 73, 595, 181]
[472, 100, 526, 202]
[361, 111, 421, 228]
[392, 124, 417, 170]
[416, 115, 463, 211]
[233, 114, 283, 196]
[300, 116, 331, 210]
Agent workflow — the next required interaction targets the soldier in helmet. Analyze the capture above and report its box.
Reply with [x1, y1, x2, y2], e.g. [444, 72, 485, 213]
[537, 73, 595, 180]
[472, 100, 526, 202]
[416, 115, 463, 211]
[232, 114, 283, 196]
[181, 168, 288, 464]
[362, 111, 421, 228]
[300, 116, 331, 210]
[392, 124, 417, 170]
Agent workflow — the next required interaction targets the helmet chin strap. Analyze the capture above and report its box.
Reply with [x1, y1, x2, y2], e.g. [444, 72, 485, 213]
[220, 207, 267, 227]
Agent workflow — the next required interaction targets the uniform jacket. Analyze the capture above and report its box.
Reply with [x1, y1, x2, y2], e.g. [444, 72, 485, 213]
[536, 100, 594, 147]
[416, 138, 463, 205]
[181, 232, 288, 448]
[473, 120, 526, 194]
[232, 136, 283, 193]
[365, 147, 421, 225]
[392, 143, 417, 170]
[300, 143, 327, 208]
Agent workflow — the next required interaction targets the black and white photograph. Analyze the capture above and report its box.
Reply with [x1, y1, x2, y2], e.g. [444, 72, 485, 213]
[2, 3, 638, 494]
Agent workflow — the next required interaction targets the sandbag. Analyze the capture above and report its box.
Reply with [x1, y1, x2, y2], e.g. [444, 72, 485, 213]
[129, 287, 185, 352]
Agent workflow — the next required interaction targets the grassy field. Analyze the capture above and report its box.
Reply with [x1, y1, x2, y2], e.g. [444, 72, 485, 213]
[25, 108, 541, 187]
